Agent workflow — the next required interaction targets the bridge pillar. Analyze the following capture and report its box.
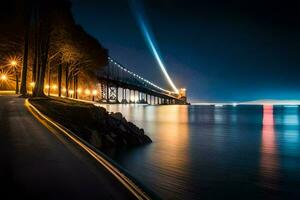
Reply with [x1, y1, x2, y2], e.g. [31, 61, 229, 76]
[116, 86, 119, 103]
[100, 82, 109, 103]
[108, 84, 118, 103]
[138, 91, 141, 103]
[134, 90, 136, 103]
[106, 82, 109, 103]
[129, 89, 132, 103]
[121, 88, 127, 104]
[146, 94, 148, 104]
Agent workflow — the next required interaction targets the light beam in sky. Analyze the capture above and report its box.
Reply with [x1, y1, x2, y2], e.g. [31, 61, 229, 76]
[130, 0, 179, 94]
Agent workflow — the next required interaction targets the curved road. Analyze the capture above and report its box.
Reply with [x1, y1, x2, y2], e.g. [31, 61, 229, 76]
[0, 95, 135, 199]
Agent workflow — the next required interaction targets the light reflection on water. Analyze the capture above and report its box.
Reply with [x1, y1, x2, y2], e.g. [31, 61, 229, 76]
[260, 105, 279, 190]
[99, 104, 300, 199]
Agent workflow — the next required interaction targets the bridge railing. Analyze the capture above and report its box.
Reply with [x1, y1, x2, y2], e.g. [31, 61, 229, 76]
[96, 57, 178, 99]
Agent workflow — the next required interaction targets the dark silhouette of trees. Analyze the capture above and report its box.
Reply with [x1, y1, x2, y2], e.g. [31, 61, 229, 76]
[0, 0, 108, 97]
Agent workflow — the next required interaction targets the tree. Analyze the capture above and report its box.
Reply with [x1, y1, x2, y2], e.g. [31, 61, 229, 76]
[20, 2, 32, 96]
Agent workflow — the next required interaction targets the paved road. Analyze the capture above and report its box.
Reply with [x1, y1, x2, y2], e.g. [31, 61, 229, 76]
[0, 95, 135, 199]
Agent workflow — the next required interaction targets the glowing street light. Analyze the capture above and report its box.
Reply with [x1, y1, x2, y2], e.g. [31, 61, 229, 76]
[69, 90, 74, 98]
[45, 85, 50, 89]
[10, 61, 17, 67]
[0, 74, 7, 81]
[77, 88, 82, 94]
[52, 85, 57, 90]
[92, 89, 97, 101]
[10, 60, 19, 94]
[84, 89, 91, 95]
[30, 82, 35, 93]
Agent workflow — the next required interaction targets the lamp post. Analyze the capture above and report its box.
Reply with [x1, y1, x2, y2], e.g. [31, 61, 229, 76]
[85, 89, 91, 100]
[30, 82, 35, 93]
[11, 60, 18, 94]
[92, 90, 97, 101]
[69, 90, 74, 98]
[77, 88, 82, 99]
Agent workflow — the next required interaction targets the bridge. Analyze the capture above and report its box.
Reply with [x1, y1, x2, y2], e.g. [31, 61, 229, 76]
[95, 57, 187, 105]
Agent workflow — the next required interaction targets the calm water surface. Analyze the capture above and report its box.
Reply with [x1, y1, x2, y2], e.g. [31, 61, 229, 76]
[100, 104, 300, 199]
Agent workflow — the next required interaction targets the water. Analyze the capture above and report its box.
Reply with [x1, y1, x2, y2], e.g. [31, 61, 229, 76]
[100, 104, 300, 199]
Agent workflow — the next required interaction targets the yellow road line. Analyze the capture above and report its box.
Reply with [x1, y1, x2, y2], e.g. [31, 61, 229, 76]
[25, 99, 152, 200]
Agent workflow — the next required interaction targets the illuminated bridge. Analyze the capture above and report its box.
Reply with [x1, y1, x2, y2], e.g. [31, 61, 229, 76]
[95, 57, 187, 105]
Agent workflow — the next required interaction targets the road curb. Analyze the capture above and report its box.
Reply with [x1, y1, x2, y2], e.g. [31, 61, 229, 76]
[25, 98, 153, 200]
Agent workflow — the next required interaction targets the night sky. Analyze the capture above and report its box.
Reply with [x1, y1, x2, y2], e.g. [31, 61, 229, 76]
[71, 0, 300, 102]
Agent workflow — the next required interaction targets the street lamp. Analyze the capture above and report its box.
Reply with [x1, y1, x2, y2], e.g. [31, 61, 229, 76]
[84, 89, 91, 95]
[30, 82, 35, 93]
[0, 74, 7, 81]
[69, 90, 74, 98]
[10, 60, 18, 94]
[92, 90, 97, 101]
[77, 88, 82, 99]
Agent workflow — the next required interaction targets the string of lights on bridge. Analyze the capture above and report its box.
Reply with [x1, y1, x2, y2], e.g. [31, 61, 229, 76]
[108, 57, 178, 95]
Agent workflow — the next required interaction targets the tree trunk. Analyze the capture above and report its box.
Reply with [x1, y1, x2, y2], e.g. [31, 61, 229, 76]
[15, 68, 19, 94]
[58, 63, 62, 97]
[65, 64, 69, 97]
[47, 62, 51, 96]
[20, 5, 31, 96]
[32, 19, 50, 97]
[73, 73, 77, 99]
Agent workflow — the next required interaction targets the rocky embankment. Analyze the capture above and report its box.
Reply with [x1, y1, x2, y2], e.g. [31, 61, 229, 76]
[29, 97, 152, 154]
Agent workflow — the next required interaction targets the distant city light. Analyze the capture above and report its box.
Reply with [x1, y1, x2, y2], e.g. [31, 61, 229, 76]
[215, 104, 223, 107]
[233, 102, 237, 107]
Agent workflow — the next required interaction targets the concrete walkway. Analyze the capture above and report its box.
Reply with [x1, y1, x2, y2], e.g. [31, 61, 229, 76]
[0, 95, 135, 199]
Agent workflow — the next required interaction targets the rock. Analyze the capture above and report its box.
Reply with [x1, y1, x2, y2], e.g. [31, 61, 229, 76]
[119, 124, 126, 132]
[111, 112, 123, 121]
[90, 130, 102, 149]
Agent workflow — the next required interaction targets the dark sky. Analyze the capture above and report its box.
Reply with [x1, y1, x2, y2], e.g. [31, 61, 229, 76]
[71, 0, 300, 102]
